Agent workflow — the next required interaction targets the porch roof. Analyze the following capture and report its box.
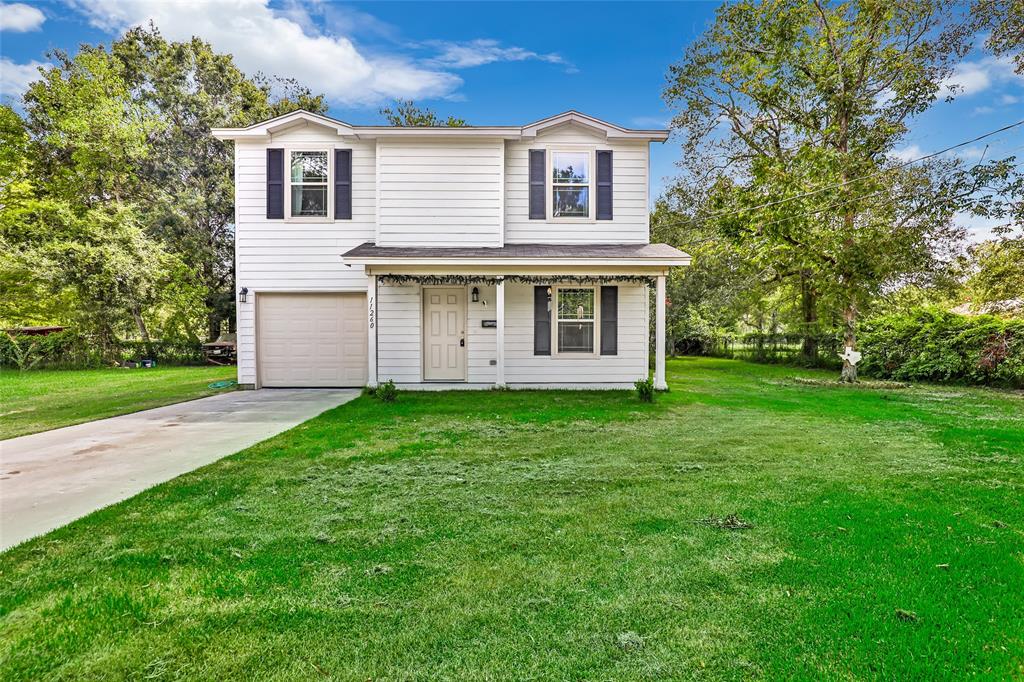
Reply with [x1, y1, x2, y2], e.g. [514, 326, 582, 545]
[341, 242, 691, 268]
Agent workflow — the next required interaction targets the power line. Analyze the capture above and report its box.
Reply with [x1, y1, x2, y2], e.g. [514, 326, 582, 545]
[672, 157, 1024, 249]
[657, 118, 1024, 232]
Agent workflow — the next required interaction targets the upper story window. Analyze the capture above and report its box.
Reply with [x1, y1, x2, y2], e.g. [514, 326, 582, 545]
[551, 150, 591, 218]
[290, 151, 328, 217]
[556, 287, 596, 353]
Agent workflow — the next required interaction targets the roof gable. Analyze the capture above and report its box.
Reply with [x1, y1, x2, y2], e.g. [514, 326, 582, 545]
[521, 111, 668, 141]
[211, 110, 354, 140]
[211, 109, 668, 142]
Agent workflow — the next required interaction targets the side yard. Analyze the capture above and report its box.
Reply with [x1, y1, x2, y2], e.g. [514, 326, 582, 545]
[0, 366, 236, 440]
[1, 358, 1021, 678]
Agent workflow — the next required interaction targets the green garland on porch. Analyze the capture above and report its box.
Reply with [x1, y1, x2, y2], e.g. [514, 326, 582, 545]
[377, 274, 657, 286]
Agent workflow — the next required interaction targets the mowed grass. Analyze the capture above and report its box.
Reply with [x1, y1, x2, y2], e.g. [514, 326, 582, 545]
[1, 358, 1022, 679]
[0, 365, 236, 439]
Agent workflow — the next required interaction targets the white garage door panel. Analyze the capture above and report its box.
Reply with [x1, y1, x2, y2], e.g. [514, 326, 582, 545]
[258, 293, 367, 387]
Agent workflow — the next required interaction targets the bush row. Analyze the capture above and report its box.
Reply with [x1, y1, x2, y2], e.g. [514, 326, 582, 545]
[0, 329, 206, 369]
[858, 308, 1024, 388]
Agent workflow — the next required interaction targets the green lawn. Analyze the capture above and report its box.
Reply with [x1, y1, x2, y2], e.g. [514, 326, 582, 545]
[1, 358, 1022, 679]
[0, 365, 237, 440]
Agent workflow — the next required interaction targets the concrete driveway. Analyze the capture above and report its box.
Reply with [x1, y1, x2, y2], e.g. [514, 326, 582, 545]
[0, 389, 358, 551]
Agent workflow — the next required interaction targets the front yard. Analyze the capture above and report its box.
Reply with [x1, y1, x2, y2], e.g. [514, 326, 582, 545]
[0, 365, 236, 440]
[1, 358, 1021, 679]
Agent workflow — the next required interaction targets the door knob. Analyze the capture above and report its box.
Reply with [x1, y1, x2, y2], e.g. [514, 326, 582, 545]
[460, 338, 465, 347]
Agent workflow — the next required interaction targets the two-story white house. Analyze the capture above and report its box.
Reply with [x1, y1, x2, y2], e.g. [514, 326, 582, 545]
[212, 110, 688, 390]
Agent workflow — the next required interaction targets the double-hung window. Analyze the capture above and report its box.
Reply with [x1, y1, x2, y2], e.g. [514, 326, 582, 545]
[551, 150, 591, 218]
[290, 151, 328, 218]
[556, 287, 596, 353]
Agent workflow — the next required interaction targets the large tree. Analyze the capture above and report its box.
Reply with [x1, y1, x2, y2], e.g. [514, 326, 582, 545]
[664, 0, 984, 381]
[378, 99, 466, 127]
[14, 26, 328, 343]
[110, 26, 327, 338]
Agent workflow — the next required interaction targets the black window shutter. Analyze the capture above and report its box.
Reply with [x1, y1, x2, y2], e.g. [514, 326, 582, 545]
[600, 286, 618, 355]
[266, 148, 284, 219]
[533, 286, 551, 355]
[596, 150, 613, 220]
[334, 149, 352, 220]
[528, 149, 546, 220]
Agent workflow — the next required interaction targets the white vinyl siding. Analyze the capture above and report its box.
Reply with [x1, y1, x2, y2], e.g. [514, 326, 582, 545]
[233, 127, 375, 385]
[376, 284, 421, 384]
[376, 283, 498, 385]
[377, 139, 503, 247]
[372, 282, 648, 387]
[231, 119, 657, 387]
[505, 126, 649, 243]
[504, 282, 647, 384]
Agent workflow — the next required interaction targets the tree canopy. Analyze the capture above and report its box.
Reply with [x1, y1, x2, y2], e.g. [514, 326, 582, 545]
[2, 26, 327, 352]
[662, 0, 1020, 380]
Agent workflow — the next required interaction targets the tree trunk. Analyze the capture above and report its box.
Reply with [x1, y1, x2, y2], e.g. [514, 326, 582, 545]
[840, 302, 858, 383]
[132, 306, 154, 358]
[800, 271, 818, 365]
[207, 308, 222, 342]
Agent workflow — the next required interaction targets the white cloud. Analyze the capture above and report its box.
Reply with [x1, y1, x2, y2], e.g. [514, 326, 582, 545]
[0, 2, 45, 31]
[889, 144, 925, 163]
[0, 57, 46, 101]
[67, 0, 461, 106]
[954, 211, 1007, 243]
[999, 94, 1020, 105]
[426, 39, 573, 72]
[630, 116, 670, 128]
[942, 55, 1024, 98]
[955, 145, 988, 161]
[973, 105, 995, 115]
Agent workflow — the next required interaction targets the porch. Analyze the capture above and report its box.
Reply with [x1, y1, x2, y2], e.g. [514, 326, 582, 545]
[342, 243, 690, 390]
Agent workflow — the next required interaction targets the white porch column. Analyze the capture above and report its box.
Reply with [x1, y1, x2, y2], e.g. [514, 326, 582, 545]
[496, 278, 506, 387]
[367, 274, 378, 387]
[654, 274, 667, 390]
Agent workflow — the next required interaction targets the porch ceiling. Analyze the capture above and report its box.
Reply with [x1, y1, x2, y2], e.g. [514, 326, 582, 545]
[341, 242, 691, 273]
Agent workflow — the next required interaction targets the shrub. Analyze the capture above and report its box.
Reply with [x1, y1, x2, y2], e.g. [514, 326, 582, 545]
[374, 379, 398, 403]
[859, 307, 1024, 387]
[0, 329, 205, 369]
[2, 332, 42, 371]
[635, 376, 655, 402]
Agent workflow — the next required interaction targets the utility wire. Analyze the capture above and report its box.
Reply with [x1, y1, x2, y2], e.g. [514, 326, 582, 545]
[657, 118, 1024, 232]
[671, 157, 1024, 248]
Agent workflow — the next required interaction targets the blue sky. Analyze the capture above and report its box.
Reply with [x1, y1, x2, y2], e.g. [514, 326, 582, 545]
[1, 0, 1022, 238]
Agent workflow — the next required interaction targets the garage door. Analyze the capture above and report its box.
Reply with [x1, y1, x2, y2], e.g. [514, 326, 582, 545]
[257, 293, 367, 387]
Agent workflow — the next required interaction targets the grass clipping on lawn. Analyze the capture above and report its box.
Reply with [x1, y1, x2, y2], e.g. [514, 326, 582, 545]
[1, 357, 1022, 680]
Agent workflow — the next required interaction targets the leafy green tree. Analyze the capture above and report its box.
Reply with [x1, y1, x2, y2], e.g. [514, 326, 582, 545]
[0, 105, 75, 326]
[13, 26, 328, 344]
[664, 0, 983, 381]
[973, 0, 1024, 74]
[23, 46, 158, 206]
[379, 99, 466, 127]
[112, 26, 327, 339]
[966, 237, 1024, 310]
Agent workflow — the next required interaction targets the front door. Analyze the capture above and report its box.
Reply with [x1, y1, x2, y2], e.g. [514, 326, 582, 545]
[423, 287, 466, 381]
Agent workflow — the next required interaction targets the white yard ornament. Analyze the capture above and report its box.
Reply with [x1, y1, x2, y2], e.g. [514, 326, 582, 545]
[838, 345, 862, 366]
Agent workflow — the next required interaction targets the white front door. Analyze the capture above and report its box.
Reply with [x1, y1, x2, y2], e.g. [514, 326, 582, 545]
[423, 287, 466, 381]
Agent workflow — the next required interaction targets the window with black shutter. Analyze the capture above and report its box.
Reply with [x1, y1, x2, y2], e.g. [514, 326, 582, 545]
[334, 149, 352, 220]
[266, 148, 284, 219]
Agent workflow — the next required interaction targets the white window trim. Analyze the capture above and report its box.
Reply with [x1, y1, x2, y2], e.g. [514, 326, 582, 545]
[551, 285, 600, 358]
[284, 146, 333, 223]
[547, 146, 596, 223]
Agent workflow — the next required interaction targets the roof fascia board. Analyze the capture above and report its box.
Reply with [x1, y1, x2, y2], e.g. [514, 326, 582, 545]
[344, 256, 691, 267]
[213, 109, 670, 142]
[212, 109, 354, 141]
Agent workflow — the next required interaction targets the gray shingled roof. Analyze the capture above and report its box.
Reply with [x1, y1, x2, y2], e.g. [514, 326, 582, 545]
[342, 242, 688, 260]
